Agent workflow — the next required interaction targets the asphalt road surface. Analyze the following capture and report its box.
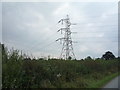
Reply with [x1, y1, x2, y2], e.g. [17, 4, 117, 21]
[103, 75, 120, 88]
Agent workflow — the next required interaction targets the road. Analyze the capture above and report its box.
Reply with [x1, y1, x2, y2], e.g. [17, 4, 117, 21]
[103, 75, 120, 88]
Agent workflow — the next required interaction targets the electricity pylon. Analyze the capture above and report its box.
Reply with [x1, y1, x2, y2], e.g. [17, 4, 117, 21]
[56, 15, 76, 60]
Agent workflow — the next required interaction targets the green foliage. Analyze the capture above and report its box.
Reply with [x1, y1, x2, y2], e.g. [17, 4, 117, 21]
[2, 45, 119, 88]
[87, 72, 119, 88]
[102, 51, 115, 60]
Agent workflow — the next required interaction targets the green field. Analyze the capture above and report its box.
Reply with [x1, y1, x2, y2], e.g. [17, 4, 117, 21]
[1, 44, 120, 88]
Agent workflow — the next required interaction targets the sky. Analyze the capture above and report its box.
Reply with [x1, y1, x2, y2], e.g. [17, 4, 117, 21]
[1, 1, 118, 59]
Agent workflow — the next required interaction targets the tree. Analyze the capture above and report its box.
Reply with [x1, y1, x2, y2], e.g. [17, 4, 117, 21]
[102, 51, 115, 60]
[68, 56, 72, 60]
[85, 56, 92, 60]
[1, 44, 8, 63]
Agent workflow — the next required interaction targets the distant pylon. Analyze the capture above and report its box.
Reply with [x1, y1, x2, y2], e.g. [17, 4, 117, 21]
[56, 15, 76, 60]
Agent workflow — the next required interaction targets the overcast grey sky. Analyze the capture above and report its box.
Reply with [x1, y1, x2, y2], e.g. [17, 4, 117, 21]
[2, 2, 118, 59]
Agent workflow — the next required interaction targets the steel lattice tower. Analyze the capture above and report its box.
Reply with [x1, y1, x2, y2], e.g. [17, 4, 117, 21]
[56, 15, 76, 60]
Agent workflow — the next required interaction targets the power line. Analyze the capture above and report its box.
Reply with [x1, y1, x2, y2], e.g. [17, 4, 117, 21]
[30, 31, 58, 50]
[29, 22, 59, 49]
[37, 41, 56, 51]
[71, 24, 117, 29]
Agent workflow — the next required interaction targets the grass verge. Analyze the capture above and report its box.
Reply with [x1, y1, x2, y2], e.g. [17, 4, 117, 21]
[87, 72, 119, 88]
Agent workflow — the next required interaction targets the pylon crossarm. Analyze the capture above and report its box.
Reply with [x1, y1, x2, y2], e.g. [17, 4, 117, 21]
[57, 28, 68, 32]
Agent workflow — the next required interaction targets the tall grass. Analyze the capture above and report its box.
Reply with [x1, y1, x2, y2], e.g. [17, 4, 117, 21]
[1, 44, 119, 88]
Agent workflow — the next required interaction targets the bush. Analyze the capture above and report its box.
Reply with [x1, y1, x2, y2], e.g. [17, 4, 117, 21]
[2, 44, 119, 88]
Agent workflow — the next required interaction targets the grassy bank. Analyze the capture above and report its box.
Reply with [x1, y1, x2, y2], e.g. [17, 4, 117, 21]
[2, 58, 119, 88]
[87, 72, 119, 88]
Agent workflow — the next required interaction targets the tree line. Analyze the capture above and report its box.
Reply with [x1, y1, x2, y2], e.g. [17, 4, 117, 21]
[1, 43, 120, 88]
[0, 43, 119, 61]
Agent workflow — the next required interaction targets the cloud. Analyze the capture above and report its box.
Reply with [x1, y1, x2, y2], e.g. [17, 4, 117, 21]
[53, 3, 70, 16]
[2, 2, 118, 59]
[2, 0, 118, 2]
[0, 3, 2, 43]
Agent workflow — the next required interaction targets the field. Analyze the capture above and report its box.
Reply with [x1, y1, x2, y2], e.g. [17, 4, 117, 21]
[1, 44, 120, 88]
